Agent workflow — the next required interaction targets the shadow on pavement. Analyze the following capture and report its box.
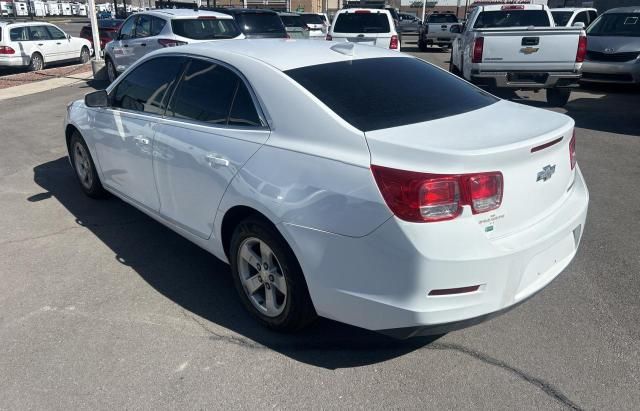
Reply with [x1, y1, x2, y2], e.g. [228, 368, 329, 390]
[31, 157, 442, 369]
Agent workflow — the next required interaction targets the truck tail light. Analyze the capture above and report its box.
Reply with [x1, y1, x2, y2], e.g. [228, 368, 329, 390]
[0, 46, 15, 55]
[576, 35, 587, 63]
[390, 35, 399, 50]
[157, 39, 187, 48]
[569, 131, 577, 169]
[371, 166, 503, 223]
[472, 36, 484, 63]
[326, 33, 332, 41]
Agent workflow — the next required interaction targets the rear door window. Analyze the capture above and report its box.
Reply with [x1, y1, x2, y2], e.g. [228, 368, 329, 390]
[474, 10, 551, 28]
[334, 12, 390, 33]
[285, 57, 496, 132]
[29, 26, 52, 41]
[151, 16, 166, 36]
[171, 18, 239, 39]
[10, 26, 29, 41]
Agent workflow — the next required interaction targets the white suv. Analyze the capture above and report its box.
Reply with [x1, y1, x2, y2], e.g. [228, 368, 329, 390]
[327, 8, 400, 51]
[104, 9, 243, 83]
[0, 21, 92, 71]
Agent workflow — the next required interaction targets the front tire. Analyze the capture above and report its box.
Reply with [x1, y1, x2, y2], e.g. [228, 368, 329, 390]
[28, 53, 44, 71]
[79, 46, 90, 64]
[69, 132, 107, 198]
[106, 57, 117, 83]
[230, 217, 316, 331]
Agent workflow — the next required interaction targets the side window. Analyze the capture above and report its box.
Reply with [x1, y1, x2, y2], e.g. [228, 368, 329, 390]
[46, 26, 66, 40]
[111, 56, 186, 114]
[167, 59, 239, 125]
[574, 12, 589, 25]
[29, 26, 52, 41]
[119, 16, 136, 40]
[229, 82, 262, 127]
[588, 11, 598, 25]
[10, 27, 29, 41]
[135, 15, 152, 38]
[151, 17, 167, 36]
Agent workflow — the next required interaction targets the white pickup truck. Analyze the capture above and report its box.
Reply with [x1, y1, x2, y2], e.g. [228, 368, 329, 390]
[450, 4, 587, 106]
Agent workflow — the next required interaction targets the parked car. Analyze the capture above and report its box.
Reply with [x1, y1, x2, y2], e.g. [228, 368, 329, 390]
[398, 12, 421, 33]
[104, 9, 243, 83]
[278, 12, 309, 39]
[327, 8, 400, 52]
[80, 19, 123, 51]
[65, 40, 588, 338]
[418, 11, 459, 50]
[0, 21, 92, 71]
[300, 12, 327, 37]
[551, 8, 598, 28]
[581, 7, 640, 85]
[450, 4, 587, 106]
[213, 8, 288, 39]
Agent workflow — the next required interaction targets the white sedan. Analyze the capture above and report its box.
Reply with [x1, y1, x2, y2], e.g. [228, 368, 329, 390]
[64, 40, 588, 338]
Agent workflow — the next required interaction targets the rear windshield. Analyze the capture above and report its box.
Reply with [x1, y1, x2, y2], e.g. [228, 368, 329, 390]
[235, 13, 286, 35]
[474, 10, 551, 28]
[587, 13, 640, 37]
[285, 57, 497, 132]
[301, 14, 324, 25]
[171, 18, 239, 39]
[280, 15, 306, 28]
[551, 11, 573, 26]
[428, 14, 458, 23]
[334, 13, 390, 33]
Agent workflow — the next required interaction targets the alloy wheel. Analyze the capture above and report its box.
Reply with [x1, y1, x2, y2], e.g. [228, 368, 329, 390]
[73, 142, 93, 190]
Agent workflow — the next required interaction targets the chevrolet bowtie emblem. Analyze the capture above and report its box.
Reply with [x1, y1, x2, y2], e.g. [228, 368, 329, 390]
[521, 47, 540, 55]
[537, 165, 556, 182]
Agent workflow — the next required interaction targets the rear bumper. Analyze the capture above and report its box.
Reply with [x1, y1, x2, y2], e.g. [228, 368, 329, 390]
[281, 167, 589, 336]
[471, 71, 581, 89]
[581, 59, 640, 84]
[424, 33, 455, 45]
[0, 55, 30, 67]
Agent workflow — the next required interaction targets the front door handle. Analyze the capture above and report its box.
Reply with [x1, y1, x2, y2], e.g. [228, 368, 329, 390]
[37, 43, 44, 46]
[133, 135, 150, 145]
[140, 43, 146, 47]
[205, 154, 229, 167]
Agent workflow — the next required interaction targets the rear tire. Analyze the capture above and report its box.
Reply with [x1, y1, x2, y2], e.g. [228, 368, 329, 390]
[230, 217, 316, 331]
[28, 53, 44, 71]
[69, 131, 108, 199]
[546, 88, 571, 107]
[418, 37, 427, 52]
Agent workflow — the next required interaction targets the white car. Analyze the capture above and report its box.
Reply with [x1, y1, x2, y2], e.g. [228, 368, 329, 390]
[103, 9, 243, 83]
[327, 8, 400, 51]
[300, 12, 327, 37]
[0, 21, 92, 71]
[64, 40, 588, 338]
[551, 7, 598, 28]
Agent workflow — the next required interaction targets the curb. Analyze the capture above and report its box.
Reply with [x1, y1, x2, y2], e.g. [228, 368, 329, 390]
[0, 71, 93, 101]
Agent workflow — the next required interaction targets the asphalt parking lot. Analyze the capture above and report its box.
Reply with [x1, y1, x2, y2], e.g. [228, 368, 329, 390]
[1, 34, 639, 410]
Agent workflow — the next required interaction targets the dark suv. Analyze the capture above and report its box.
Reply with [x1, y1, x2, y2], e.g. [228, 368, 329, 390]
[212, 8, 288, 39]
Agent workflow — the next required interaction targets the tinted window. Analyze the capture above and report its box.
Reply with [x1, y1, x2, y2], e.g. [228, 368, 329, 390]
[171, 18, 239, 39]
[119, 16, 136, 39]
[135, 14, 152, 38]
[334, 13, 390, 33]
[235, 13, 286, 36]
[151, 16, 166, 35]
[301, 14, 324, 25]
[474, 11, 551, 28]
[46, 26, 66, 40]
[574, 11, 589, 25]
[10, 27, 29, 41]
[168, 59, 238, 124]
[551, 11, 572, 26]
[428, 14, 458, 23]
[280, 15, 306, 28]
[111, 57, 186, 114]
[229, 82, 261, 127]
[587, 13, 640, 37]
[285, 57, 497, 132]
[29, 26, 51, 41]
[588, 11, 598, 25]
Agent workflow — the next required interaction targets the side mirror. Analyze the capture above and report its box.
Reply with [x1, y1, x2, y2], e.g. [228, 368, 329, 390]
[67, 34, 71, 40]
[85, 90, 109, 108]
[572, 22, 586, 28]
[450, 24, 462, 33]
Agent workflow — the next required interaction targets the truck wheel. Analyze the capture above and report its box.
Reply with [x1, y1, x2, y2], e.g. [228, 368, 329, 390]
[418, 38, 427, 52]
[546, 89, 571, 107]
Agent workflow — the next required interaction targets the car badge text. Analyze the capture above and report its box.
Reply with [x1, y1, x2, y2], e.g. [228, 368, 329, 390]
[537, 165, 556, 182]
[521, 47, 539, 55]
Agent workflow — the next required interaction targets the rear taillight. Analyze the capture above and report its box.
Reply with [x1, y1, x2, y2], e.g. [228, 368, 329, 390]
[157, 39, 187, 47]
[472, 37, 484, 63]
[576, 35, 587, 63]
[326, 33, 332, 41]
[371, 166, 503, 223]
[569, 131, 577, 170]
[390, 35, 399, 50]
[0, 46, 15, 55]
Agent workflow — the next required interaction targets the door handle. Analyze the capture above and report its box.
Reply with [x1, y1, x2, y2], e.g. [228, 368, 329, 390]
[37, 43, 44, 46]
[133, 135, 150, 145]
[56, 42, 62, 45]
[140, 43, 146, 47]
[123, 44, 129, 48]
[205, 154, 229, 167]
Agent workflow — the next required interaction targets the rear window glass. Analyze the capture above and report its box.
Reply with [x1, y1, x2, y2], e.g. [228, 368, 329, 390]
[428, 14, 458, 23]
[171, 18, 239, 39]
[587, 13, 640, 37]
[474, 10, 551, 28]
[280, 15, 306, 28]
[334, 12, 391, 33]
[551, 11, 573, 26]
[285, 57, 497, 132]
[235, 13, 286, 35]
[301, 14, 324, 25]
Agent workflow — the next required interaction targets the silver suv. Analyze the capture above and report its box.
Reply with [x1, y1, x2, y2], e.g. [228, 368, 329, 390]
[104, 9, 243, 83]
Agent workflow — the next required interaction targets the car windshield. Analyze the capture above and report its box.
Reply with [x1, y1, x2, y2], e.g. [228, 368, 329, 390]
[171, 18, 240, 39]
[474, 10, 551, 28]
[587, 13, 640, 37]
[235, 13, 286, 35]
[428, 14, 458, 23]
[333, 13, 390, 33]
[551, 11, 573, 26]
[280, 15, 306, 28]
[285, 57, 497, 132]
[301, 14, 324, 25]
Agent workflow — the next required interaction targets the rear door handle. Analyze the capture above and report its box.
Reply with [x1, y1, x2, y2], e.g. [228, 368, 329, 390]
[140, 43, 146, 47]
[56, 42, 62, 45]
[205, 154, 229, 167]
[37, 43, 44, 46]
[123, 44, 129, 48]
[133, 135, 150, 145]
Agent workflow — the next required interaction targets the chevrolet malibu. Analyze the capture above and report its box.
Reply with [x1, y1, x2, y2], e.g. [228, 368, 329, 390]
[64, 40, 588, 338]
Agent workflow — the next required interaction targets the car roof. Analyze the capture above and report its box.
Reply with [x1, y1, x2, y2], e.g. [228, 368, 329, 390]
[603, 7, 640, 14]
[551, 8, 596, 12]
[0, 20, 55, 27]
[215, 8, 279, 15]
[153, 38, 406, 71]
[480, 4, 545, 11]
[278, 12, 301, 16]
[143, 9, 233, 19]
